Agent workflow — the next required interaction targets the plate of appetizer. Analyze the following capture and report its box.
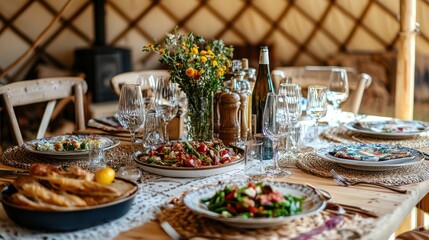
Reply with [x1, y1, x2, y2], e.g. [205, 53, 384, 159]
[0, 164, 138, 231]
[183, 181, 326, 228]
[344, 119, 429, 139]
[133, 140, 244, 178]
[316, 143, 425, 171]
[22, 135, 120, 160]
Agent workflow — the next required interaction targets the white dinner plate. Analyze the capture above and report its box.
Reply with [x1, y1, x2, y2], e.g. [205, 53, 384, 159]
[133, 149, 244, 178]
[22, 135, 120, 160]
[344, 119, 429, 139]
[183, 181, 326, 228]
[316, 143, 425, 171]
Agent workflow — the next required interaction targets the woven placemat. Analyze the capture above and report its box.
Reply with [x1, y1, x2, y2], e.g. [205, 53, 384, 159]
[0, 145, 133, 170]
[156, 198, 377, 240]
[296, 152, 429, 185]
[322, 126, 429, 149]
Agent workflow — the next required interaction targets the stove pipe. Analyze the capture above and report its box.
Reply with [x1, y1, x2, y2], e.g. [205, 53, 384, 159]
[93, 0, 106, 47]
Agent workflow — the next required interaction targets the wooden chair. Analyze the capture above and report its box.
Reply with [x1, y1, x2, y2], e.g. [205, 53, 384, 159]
[110, 70, 169, 96]
[0, 77, 88, 146]
[272, 66, 372, 114]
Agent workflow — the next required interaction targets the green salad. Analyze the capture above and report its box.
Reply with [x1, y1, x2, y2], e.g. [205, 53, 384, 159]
[201, 182, 304, 218]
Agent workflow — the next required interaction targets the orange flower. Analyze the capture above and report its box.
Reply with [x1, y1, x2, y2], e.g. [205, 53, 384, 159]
[186, 68, 196, 77]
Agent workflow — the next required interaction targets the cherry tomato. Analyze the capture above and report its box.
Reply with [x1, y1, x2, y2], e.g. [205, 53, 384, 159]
[197, 143, 209, 153]
[225, 190, 236, 200]
[184, 156, 202, 167]
[156, 145, 165, 152]
[221, 154, 231, 163]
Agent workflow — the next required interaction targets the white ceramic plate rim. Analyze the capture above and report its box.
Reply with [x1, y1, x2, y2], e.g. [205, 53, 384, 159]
[22, 135, 120, 158]
[183, 181, 326, 228]
[316, 143, 424, 168]
[344, 120, 429, 139]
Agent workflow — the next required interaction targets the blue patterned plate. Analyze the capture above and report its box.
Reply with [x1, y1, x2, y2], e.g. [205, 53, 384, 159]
[316, 143, 424, 171]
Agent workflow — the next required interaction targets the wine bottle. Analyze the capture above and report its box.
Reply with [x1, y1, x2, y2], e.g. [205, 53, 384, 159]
[251, 46, 274, 160]
[252, 46, 274, 134]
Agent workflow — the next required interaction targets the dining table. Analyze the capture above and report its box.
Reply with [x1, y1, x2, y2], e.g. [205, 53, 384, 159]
[0, 114, 429, 240]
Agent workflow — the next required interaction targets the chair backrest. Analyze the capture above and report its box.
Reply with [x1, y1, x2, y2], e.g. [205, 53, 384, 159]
[272, 66, 372, 114]
[110, 70, 170, 96]
[0, 77, 88, 146]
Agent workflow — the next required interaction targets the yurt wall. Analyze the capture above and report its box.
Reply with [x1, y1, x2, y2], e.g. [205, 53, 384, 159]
[1, 0, 429, 119]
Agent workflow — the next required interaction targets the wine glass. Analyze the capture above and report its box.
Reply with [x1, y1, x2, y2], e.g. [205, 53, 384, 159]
[262, 92, 290, 178]
[139, 74, 163, 148]
[327, 68, 349, 122]
[155, 76, 179, 142]
[306, 85, 328, 145]
[278, 83, 302, 156]
[116, 84, 145, 180]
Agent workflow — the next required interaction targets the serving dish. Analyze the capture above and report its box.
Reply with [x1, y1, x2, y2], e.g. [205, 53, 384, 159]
[134, 149, 244, 178]
[22, 135, 120, 160]
[316, 143, 424, 171]
[183, 181, 326, 228]
[134, 141, 244, 178]
[344, 119, 429, 139]
[0, 177, 138, 231]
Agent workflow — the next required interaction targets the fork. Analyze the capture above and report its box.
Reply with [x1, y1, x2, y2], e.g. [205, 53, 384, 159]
[330, 169, 409, 194]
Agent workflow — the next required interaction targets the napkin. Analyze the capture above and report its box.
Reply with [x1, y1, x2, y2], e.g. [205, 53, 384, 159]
[88, 116, 126, 132]
[333, 146, 411, 162]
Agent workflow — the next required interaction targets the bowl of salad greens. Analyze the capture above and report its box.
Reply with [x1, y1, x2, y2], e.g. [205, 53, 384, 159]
[183, 181, 327, 228]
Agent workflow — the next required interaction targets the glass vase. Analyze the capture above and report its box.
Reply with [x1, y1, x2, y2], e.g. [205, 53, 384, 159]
[187, 91, 214, 141]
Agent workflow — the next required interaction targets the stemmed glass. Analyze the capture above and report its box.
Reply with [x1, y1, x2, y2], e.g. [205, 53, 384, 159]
[262, 92, 290, 178]
[139, 74, 163, 148]
[155, 76, 179, 142]
[278, 83, 302, 156]
[116, 84, 145, 180]
[327, 68, 349, 122]
[306, 85, 328, 145]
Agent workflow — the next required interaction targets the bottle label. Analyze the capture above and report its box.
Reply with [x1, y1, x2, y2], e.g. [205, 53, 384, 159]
[259, 48, 269, 65]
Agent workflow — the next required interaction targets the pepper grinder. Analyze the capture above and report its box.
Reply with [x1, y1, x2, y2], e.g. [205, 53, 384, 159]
[218, 80, 241, 145]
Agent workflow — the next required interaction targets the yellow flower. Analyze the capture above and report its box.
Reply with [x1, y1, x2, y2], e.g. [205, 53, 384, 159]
[191, 47, 199, 55]
[186, 68, 196, 77]
[145, 43, 154, 50]
[176, 62, 183, 67]
[207, 50, 214, 55]
[198, 69, 204, 75]
[226, 59, 231, 67]
[222, 65, 227, 71]
[216, 68, 224, 77]
[212, 60, 218, 67]
[200, 50, 207, 56]
[159, 48, 165, 55]
[201, 56, 208, 63]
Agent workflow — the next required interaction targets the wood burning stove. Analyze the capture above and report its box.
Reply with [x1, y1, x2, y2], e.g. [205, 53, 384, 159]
[73, 0, 131, 102]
